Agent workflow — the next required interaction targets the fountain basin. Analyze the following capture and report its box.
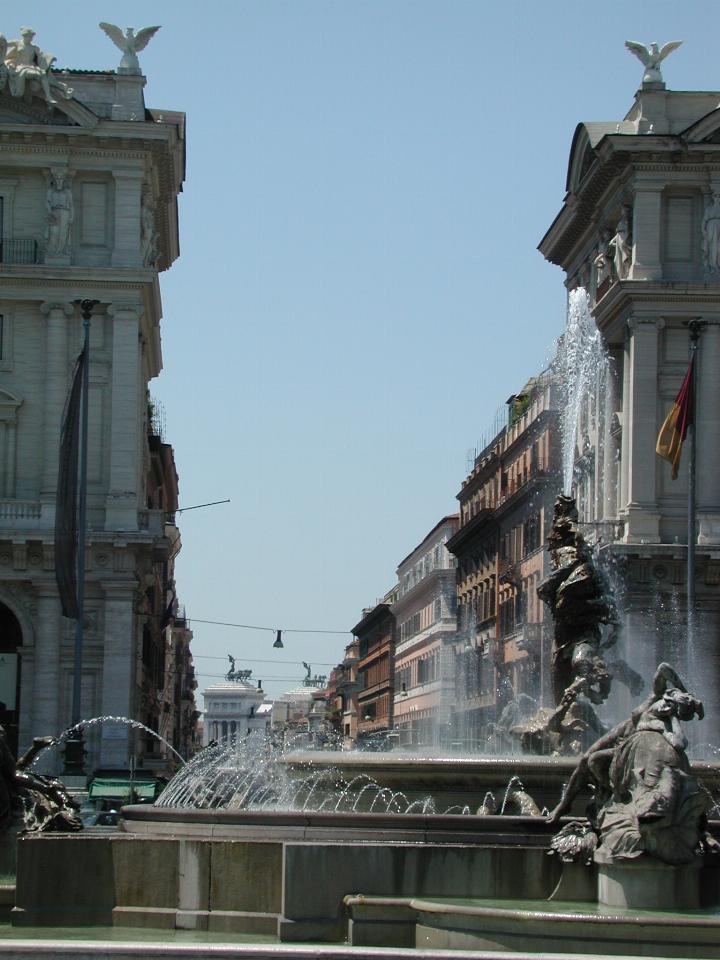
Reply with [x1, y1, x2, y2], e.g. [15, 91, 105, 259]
[346, 895, 720, 957]
[11, 808, 578, 939]
[12, 802, 720, 944]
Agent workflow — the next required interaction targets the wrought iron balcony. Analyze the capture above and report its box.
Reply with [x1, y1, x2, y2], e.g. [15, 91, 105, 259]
[0, 239, 39, 265]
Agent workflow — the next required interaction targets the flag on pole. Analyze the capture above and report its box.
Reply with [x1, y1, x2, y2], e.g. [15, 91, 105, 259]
[54, 348, 86, 619]
[656, 356, 694, 480]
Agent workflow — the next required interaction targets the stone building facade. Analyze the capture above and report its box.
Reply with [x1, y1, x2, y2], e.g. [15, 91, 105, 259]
[202, 675, 266, 748]
[0, 33, 187, 769]
[538, 71, 720, 695]
[392, 516, 458, 749]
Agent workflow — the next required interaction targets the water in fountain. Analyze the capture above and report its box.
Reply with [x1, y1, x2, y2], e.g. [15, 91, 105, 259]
[156, 730, 445, 814]
[555, 286, 607, 495]
[31, 716, 186, 769]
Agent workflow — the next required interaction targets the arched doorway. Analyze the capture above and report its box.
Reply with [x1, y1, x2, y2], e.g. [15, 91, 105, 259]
[0, 603, 22, 755]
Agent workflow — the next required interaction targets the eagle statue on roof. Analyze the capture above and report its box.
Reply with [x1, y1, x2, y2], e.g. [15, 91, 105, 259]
[624, 40, 682, 86]
[99, 23, 161, 76]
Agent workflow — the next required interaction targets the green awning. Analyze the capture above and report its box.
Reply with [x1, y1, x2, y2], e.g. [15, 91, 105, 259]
[88, 778, 160, 802]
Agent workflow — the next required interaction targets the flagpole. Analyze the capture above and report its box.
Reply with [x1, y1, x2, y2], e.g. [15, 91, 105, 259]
[685, 318, 706, 667]
[65, 298, 99, 776]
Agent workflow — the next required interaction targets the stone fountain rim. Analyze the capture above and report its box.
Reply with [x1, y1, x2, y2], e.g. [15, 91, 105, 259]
[120, 805, 559, 831]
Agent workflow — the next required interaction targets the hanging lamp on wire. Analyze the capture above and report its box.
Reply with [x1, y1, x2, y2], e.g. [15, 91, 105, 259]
[273, 629, 284, 649]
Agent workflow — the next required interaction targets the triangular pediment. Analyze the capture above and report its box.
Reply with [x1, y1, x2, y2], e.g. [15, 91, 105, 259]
[566, 125, 596, 194]
[681, 106, 720, 144]
[0, 91, 97, 129]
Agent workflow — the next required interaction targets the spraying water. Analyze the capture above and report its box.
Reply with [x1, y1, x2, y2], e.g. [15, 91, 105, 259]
[555, 287, 607, 493]
[31, 716, 186, 768]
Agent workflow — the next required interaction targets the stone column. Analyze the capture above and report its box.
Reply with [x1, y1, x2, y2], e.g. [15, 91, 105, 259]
[105, 304, 141, 530]
[99, 584, 135, 767]
[39, 302, 73, 521]
[697, 320, 720, 544]
[630, 180, 664, 281]
[33, 587, 61, 739]
[602, 347, 622, 520]
[111, 169, 144, 268]
[623, 317, 663, 543]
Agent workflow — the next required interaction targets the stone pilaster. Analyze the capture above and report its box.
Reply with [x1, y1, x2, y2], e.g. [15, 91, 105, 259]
[697, 320, 720, 544]
[33, 587, 61, 739]
[39, 302, 74, 521]
[111, 169, 144, 268]
[619, 337, 631, 520]
[99, 584, 135, 767]
[623, 317, 663, 543]
[602, 347, 622, 520]
[630, 180, 664, 281]
[105, 304, 141, 531]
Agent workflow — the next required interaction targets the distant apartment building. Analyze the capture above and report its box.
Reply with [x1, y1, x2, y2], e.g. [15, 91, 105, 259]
[392, 516, 459, 749]
[448, 374, 559, 743]
[157, 613, 199, 763]
[354, 600, 396, 746]
[325, 638, 360, 747]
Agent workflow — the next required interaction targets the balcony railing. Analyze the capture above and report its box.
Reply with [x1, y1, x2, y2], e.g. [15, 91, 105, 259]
[0, 239, 39, 265]
[0, 499, 41, 522]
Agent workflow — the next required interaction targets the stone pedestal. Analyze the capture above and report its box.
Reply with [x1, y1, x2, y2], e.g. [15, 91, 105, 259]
[598, 857, 701, 910]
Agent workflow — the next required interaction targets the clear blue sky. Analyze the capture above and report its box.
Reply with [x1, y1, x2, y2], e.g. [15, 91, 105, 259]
[6, 1, 719, 697]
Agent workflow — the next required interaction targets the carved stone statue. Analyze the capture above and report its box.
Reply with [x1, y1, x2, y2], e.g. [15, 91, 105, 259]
[45, 168, 73, 258]
[609, 208, 632, 280]
[702, 192, 720, 273]
[99, 23, 161, 76]
[0, 729, 82, 834]
[624, 40, 683, 86]
[548, 663, 716, 868]
[0, 36, 8, 92]
[593, 232, 612, 290]
[2, 27, 73, 105]
[140, 188, 158, 268]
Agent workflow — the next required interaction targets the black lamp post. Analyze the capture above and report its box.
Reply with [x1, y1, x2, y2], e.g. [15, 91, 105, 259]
[63, 298, 99, 777]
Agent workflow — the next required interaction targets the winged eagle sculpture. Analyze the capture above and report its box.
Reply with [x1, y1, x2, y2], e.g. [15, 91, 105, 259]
[99, 23, 160, 75]
[625, 40, 682, 86]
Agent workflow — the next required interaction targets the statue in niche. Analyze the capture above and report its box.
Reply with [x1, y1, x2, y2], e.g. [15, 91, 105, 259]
[2, 27, 72, 105]
[609, 208, 632, 280]
[141, 188, 159, 267]
[45, 169, 73, 257]
[593, 232, 612, 291]
[548, 663, 718, 867]
[624, 40, 683, 87]
[702, 192, 720, 273]
[99, 23, 161, 76]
